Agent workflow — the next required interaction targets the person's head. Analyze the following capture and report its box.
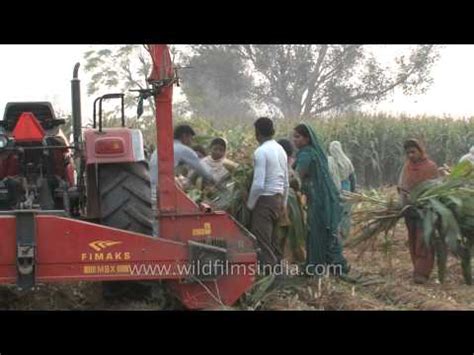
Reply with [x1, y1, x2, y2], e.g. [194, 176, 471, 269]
[329, 140, 354, 178]
[329, 141, 344, 157]
[277, 138, 294, 158]
[403, 139, 425, 163]
[210, 138, 227, 160]
[192, 145, 207, 159]
[174, 124, 196, 146]
[254, 117, 275, 143]
[293, 124, 311, 149]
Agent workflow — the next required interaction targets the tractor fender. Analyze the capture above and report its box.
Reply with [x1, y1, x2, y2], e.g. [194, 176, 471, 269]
[83, 128, 145, 165]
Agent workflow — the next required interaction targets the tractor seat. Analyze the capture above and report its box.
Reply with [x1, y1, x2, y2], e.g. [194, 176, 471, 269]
[0, 102, 66, 132]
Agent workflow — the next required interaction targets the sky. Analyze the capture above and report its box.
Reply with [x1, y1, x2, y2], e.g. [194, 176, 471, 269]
[0, 45, 472, 122]
[362, 45, 474, 118]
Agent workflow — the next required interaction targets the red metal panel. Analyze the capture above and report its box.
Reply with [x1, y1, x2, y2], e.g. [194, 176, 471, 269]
[33, 216, 256, 287]
[35, 214, 257, 309]
[148, 45, 178, 213]
[159, 213, 255, 250]
[0, 216, 16, 265]
[36, 215, 186, 263]
[0, 216, 16, 283]
[0, 209, 257, 308]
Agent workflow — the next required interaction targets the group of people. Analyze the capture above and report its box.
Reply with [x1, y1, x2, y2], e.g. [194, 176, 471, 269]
[245, 118, 352, 275]
[148, 117, 473, 284]
[149, 125, 239, 196]
[149, 117, 357, 278]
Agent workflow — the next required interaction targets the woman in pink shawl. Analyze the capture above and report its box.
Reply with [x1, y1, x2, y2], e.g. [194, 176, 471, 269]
[398, 139, 439, 284]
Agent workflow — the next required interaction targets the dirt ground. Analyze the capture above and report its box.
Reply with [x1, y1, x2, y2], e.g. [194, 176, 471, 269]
[1, 223, 473, 310]
[255, 223, 474, 311]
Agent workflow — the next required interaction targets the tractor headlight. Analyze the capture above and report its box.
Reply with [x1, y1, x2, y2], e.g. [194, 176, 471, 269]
[0, 135, 7, 149]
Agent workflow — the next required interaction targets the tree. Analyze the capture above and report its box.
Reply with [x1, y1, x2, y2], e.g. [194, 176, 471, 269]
[180, 45, 255, 125]
[84, 46, 153, 111]
[231, 45, 440, 119]
[83, 45, 192, 148]
[83, 45, 175, 148]
[83, 45, 441, 128]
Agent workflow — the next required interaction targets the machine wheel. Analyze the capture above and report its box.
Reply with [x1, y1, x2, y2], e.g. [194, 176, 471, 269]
[98, 162, 156, 303]
[99, 162, 153, 235]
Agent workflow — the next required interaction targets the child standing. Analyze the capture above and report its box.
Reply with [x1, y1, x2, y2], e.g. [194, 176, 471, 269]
[200, 138, 239, 184]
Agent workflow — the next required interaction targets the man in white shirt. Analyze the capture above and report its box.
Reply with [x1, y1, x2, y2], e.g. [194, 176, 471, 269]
[247, 117, 289, 266]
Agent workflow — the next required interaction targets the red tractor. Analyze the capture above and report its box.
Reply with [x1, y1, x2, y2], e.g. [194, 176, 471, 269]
[0, 44, 257, 309]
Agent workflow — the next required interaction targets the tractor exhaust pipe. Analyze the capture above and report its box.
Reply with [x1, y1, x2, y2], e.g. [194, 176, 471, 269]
[71, 63, 82, 149]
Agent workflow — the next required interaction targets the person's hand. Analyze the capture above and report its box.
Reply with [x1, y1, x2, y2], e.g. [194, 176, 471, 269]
[438, 165, 451, 177]
[278, 204, 290, 227]
[299, 193, 307, 206]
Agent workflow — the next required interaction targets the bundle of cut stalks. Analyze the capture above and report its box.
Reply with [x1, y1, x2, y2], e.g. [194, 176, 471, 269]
[344, 161, 474, 283]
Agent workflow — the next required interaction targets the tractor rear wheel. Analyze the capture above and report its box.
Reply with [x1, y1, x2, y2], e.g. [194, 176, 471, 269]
[97, 162, 180, 309]
[99, 162, 153, 235]
[98, 162, 155, 303]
